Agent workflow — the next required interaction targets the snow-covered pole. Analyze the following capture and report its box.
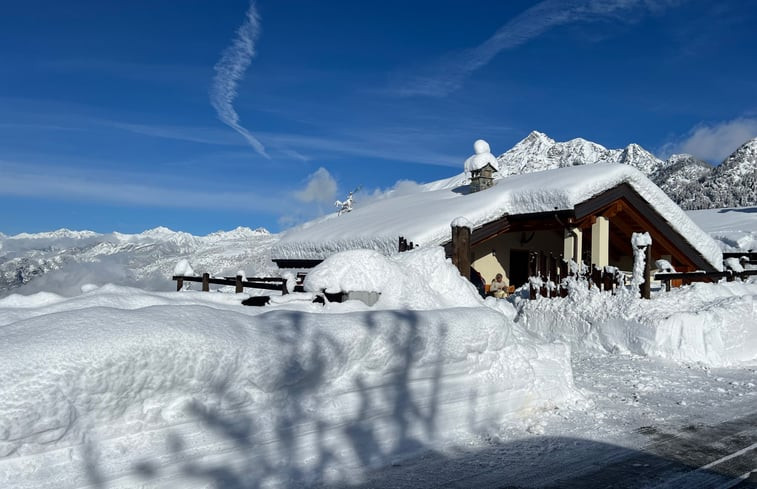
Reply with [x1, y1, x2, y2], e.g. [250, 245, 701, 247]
[631, 232, 652, 299]
[451, 217, 472, 280]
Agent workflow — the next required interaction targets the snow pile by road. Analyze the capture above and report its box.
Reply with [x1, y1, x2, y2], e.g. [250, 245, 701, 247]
[515, 279, 757, 366]
[0, 249, 579, 489]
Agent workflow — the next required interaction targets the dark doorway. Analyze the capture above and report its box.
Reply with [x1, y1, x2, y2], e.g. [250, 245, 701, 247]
[509, 249, 530, 288]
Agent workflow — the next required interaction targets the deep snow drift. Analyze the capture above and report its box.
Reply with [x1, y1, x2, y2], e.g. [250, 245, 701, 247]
[0, 248, 580, 489]
[1, 243, 757, 488]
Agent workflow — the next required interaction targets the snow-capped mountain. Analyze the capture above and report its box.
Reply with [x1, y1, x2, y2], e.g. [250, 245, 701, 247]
[495, 131, 667, 176]
[493, 131, 757, 211]
[651, 154, 714, 209]
[693, 138, 757, 209]
[0, 226, 278, 297]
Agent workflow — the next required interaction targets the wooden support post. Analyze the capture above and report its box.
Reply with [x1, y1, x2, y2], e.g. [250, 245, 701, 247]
[602, 269, 613, 293]
[641, 245, 652, 299]
[549, 253, 557, 281]
[451, 225, 471, 280]
[591, 265, 601, 289]
[202, 273, 210, 292]
[176, 277, 183, 291]
[539, 252, 547, 280]
[235, 275, 243, 293]
[665, 279, 671, 292]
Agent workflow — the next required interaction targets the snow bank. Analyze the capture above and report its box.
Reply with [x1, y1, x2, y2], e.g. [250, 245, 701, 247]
[515, 280, 757, 366]
[304, 247, 483, 310]
[0, 287, 579, 488]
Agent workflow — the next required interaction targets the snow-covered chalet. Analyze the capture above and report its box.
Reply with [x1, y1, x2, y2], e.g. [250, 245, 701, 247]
[272, 139, 723, 288]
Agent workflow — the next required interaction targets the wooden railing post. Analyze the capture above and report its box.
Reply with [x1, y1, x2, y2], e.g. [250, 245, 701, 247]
[202, 273, 210, 292]
[235, 275, 243, 293]
[451, 225, 471, 280]
[641, 245, 652, 299]
[176, 277, 183, 291]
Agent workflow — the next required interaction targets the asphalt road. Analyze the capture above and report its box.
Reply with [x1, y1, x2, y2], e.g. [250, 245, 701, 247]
[332, 412, 757, 488]
[498, 412, 757, 489]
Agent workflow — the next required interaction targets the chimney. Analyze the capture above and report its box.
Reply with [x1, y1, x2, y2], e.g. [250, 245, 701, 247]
[464, 139, 498, 192]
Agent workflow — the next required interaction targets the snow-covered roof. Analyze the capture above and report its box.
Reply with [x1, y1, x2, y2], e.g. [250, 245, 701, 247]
[273, 164, 723, 270]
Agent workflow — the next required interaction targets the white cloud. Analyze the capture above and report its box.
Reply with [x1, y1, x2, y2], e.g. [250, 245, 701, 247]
[665, 118, 757, 163]
[395, 0, 684, 97]
[210, 1, 268, 158]
[294, 167, 338, 204]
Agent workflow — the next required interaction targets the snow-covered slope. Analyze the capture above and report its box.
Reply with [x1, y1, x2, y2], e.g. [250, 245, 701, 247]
[0, 226, 278, 297]
[651, 154, 714, 209]
[694, 138, 757, 209]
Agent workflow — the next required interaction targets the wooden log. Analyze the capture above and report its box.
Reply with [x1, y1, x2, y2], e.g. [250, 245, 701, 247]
[235, 275, 243, 293]
[202, 273, 210, 292]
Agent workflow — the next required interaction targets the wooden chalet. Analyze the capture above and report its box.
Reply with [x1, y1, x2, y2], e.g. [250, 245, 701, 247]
[271, 155, 723, 292]
[446, 181, 720, 289]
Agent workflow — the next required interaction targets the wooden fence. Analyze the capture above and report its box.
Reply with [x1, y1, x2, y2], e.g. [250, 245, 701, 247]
[527, 251, 624, 299]
[655, 269, 757, 291]
[172, 274, 305, 294]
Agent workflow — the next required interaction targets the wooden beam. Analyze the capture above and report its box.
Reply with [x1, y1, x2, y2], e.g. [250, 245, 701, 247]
[451, 225, 471, 279]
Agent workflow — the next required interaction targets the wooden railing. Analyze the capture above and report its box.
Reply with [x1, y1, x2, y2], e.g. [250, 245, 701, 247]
[655, 269, 757, 291]
[526, 251, 624, 299]
[172, 274, 305, 294]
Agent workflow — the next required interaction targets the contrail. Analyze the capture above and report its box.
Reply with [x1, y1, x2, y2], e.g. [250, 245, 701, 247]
[396, 0, 686, 97]
[210, 1, 268, 158]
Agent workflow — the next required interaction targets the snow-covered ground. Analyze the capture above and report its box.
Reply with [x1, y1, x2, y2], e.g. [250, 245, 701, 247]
[1, 204, 757, 488]
[1, 239, 757, 488]
[688, 207, 757, 252]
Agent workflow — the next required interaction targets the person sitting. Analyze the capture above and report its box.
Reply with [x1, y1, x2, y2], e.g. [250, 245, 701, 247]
[489, 273, 508, 298]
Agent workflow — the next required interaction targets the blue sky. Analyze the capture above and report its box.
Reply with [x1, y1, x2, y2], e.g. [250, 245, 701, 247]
[1, 0, 756, 235]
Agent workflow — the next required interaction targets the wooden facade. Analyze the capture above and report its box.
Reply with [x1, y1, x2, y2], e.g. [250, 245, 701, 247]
[444, 182, 719, 292]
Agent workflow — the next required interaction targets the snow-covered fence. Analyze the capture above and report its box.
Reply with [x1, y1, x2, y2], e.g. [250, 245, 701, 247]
[398, 236, 415, 252]
[172, 273, 305, 294]
[527, 251, 623, 299]
[655, 269, 757, 290]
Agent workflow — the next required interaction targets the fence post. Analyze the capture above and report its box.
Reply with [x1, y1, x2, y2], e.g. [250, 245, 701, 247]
[176, 277, 183, 291]
[202, 273, 210, 292]
[235, 275, 243, 293]
[641, 245, 652, 299]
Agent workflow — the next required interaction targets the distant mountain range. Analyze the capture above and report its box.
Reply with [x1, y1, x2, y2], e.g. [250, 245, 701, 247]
[0, 226, 277, 297]
[495, 131, 757, 210]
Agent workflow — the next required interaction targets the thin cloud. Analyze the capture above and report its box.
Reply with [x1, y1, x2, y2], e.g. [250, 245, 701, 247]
[210, 1, 268, 158]
[663, 118, 757, 163]
[294, 167, 338, 204]
[394, 0, 685, 97]
[0, 160, 281, 212]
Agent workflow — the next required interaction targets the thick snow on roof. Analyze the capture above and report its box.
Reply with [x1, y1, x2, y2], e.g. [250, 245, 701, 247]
[273, 164, 723, 270]
[463, 138, 499, 173]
